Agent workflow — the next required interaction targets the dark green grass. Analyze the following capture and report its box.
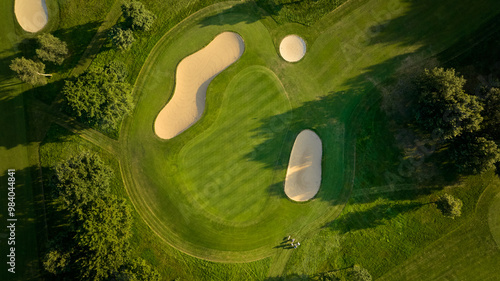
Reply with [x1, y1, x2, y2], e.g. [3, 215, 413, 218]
[255, 0, 348, 26]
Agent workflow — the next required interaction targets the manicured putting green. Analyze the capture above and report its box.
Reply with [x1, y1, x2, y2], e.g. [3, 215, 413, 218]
[179, 66, 291, 224]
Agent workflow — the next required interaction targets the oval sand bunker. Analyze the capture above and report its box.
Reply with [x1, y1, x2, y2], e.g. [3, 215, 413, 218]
[284, 130, 322, 202]
[15, 0, 48, 33]
[279, 35, 306, 62]
[154, 32, 244, 139]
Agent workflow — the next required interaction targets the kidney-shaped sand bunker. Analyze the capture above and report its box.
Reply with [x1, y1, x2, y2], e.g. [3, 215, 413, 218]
[284, 129, 322, 201]
[154, 32, 245, 139]
[15, 0, 48, 33]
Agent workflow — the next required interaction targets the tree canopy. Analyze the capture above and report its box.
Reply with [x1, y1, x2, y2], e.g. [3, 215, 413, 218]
[10, 57, 50, 85]
[121, 0, 156, 31]
[75, 195, 132, 280]
[62, 62, 133, 129]
[53, 151, 113, 211]
[36, 33, 68, 65]
[481, 87, 500, 140]
[109, 27, 136, 50]
[415, 67, 483, 140]
[44, 152, 157, 280]
[449, 134, 500, 175]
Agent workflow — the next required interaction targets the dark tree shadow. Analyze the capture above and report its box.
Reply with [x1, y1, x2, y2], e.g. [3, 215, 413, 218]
[198, 2, 275, 27]
[52, 21, 102, 72]
[324, 202, 424, 233]
[0, 165, 48, 280]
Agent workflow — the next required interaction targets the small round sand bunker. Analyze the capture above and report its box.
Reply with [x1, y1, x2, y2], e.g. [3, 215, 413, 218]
[15, 0, 48, 33]
[154, 32, 245, 139]
[279, 35, 306, 62]
[284, 129, 322, 202]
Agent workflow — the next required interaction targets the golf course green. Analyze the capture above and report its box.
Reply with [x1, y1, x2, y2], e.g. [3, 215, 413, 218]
[4, 0, 500, 279]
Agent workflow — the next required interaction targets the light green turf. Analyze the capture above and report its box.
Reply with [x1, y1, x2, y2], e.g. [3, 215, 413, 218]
[179, 66, 292, 224]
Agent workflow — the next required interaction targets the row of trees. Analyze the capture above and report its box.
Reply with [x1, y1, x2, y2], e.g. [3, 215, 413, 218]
[110, 0, 156, 50]
[412, 67, 500, 175]
[10, 33, 68, 85]
[44, 152, 160, 280]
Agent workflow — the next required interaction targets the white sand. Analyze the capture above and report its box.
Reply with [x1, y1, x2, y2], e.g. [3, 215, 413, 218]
[284, 130, 322, 202]
[279, 35, 306, 62]
[15, 0, 48, 33]
[154, 32, 245, 139]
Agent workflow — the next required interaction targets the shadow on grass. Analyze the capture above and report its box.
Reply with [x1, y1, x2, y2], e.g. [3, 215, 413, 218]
[0, 165, 47, 280]
[52, 21, 102, 72]
[324, 202, 424, 233]
[198, 2, 274, 27]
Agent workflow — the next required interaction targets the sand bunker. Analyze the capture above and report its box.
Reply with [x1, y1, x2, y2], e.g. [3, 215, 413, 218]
[279, 35, 306, 62]
[154, 32, 244, 139]
[15, 0, 48, 33]
[284, 130, 322, 202]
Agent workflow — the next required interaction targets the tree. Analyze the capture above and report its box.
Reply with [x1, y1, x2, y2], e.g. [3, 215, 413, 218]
[62, 63, 133, 129]
[437, 193, 463, 218]
[10, 57, 52, 85]
[122, 0, 156, 31]
[449, 134, 500, 175]
[109, 27, 136, 50]
[53, 152, 113, 212]
[346, 265, 372, 281]
[43, 249, 70, 275]
[75, 195, 132, 280]
[415, 67, 483, 140]
[113, 258, 161, 281]
[36, 33, 68, 65]
[481, 87, 500, 140]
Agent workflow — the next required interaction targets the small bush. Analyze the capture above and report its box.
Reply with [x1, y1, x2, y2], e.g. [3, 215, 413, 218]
[437, 194, 463, 218]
